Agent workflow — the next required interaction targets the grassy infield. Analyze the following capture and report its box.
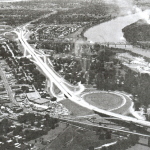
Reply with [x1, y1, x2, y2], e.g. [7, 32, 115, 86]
[61, 92, 131, 116]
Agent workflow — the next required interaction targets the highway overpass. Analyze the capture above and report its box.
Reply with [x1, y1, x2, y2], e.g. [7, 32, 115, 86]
[14, 27, 150, 129]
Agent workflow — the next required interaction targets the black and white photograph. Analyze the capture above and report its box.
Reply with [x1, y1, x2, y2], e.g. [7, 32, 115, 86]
[0, 0, 150, 149]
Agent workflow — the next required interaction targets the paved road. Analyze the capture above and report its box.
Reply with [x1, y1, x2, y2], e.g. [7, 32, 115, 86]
[0, 61, 16, 105]
[14, 27, 150, 128]
[59, 117, 150, 138]
[4, 42, 15, 57]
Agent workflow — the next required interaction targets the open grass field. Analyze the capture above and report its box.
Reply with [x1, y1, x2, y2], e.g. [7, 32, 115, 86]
[46, 125, 115, 150]
[60, 92, 132, 116]
[28, 123, 67, 150]
[60, 99, 94, 116]
[83, 92, 123, 111]
[113, 94, 132, 115]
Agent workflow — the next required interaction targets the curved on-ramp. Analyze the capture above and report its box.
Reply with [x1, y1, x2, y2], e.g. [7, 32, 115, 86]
[14, 28, 150, 128]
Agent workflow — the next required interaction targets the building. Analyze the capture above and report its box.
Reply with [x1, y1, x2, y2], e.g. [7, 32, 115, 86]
[81, 57, 91, 71]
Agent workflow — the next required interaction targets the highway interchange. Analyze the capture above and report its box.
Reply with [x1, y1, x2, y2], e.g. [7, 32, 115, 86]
[13, 26, 150, 130]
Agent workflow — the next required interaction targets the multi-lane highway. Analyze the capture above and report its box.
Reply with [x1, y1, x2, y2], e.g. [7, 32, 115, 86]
[14, 27, 150, 129]
[0, 61, 16, 105]
[14, 29, 83, 99]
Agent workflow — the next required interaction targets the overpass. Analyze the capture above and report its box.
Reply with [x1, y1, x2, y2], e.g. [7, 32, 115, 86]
[14, 28, 84, 98]
[58, 117, 150, 138]
[13, 27, 150, 129]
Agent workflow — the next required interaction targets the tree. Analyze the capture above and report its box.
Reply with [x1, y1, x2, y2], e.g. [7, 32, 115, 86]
[89, 146, 94, 150]
[51, 97, 57, 101]
[13, 126, 23, 136]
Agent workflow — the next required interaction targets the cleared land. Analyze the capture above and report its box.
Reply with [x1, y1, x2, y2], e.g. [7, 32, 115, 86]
[83, 93, 123, 111]
[28, 123, 67, 150]
[60, 99, 94, 116]
[46, 125, 115, 150]
[113, 95, 132, 115]
[61, 92, 132, 116]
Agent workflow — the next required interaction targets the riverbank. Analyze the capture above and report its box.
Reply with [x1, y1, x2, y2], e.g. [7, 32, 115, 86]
[122, 19, 150, 48]
[84, 9, 150, 58]
[81, 13, 136, 41]
[80, 15, 113, 40]
[65, 15, 114, 42]
[84, 11, 150, 43]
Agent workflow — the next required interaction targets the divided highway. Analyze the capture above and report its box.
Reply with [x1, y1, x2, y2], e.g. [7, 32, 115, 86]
[15, 29, 77, 99]
[14, 28, 150, 128]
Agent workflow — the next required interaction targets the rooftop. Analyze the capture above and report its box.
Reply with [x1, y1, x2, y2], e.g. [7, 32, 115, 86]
[30, 98, 50, 105]
[26, 92, 41, 101]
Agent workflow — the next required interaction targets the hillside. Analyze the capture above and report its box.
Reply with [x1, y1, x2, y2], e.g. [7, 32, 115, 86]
[122, 19, 150, 47]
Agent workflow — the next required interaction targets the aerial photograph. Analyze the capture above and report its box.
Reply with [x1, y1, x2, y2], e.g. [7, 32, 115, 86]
[0, 0, 150, 149]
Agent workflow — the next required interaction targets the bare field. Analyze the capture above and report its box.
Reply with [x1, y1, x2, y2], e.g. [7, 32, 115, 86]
[83, 93, 123, 111]
[60, 99, 93, 116]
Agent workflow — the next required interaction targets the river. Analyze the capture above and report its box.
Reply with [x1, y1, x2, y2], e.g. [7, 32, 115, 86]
[84, 10, 150, 58]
